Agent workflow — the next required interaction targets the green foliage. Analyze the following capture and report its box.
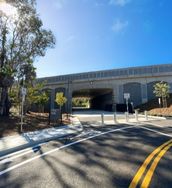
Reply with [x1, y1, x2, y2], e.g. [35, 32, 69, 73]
[9, 86, 20, 107]
[27, 82, 49, 106]
[72, 97, 90, 107]
[153, 81, 170, 108]
[18, 60, 37, 86]
[55, 92, 67, 107]
[0, 0, 55, 84]
[0, 0, 55, 116]
[55, 92, 67, 122]
[153, 81, 170, 98]
[9, 82, 49, 113]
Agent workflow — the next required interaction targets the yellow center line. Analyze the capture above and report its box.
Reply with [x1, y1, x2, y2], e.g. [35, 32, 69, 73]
[129, 139, 172, 188]
[141, 143, 172, 188]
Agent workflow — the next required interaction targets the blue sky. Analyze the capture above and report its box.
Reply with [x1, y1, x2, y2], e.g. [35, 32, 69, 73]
[35, 0, 172, 78]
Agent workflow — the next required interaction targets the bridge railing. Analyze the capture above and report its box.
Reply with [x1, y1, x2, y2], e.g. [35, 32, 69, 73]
[38, 64, 172, 84]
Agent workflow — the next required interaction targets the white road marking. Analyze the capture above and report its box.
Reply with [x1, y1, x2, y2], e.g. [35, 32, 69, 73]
[0, 143, 47, 161]
[0, 158, 13, 164]
[140, 126, 172, 138]
[0, 122, 167, 166]
[144, 122, 164, 127]
[0, 124, 138, 176]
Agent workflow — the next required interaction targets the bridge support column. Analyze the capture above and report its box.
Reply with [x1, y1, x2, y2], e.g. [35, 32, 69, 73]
[112, 94, 116, 112]
[112, 87, 119, 112]
[141, 83, 148, 104]
[118, 85, 124, 103]
[50, 89, 55, 109]
[170, 83, 172, 93]
[67, 91, 72, 114]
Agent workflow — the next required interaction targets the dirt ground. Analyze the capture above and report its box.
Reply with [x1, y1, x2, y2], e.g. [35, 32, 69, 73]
[0, 112, 71, 138]
[148, 107, 172, 117]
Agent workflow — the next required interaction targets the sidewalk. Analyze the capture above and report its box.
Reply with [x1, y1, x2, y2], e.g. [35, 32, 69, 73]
[0, 116, 82, 157]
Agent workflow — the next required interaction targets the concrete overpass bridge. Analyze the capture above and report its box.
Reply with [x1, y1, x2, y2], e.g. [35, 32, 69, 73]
[38, 64, 172, 113]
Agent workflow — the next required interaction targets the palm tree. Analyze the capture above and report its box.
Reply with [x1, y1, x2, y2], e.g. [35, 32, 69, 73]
[153, 81, 170, 108]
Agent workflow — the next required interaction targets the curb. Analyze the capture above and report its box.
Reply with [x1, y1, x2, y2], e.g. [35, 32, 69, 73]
[138, 114, 166, 120]
[0, 131, 80, 158]
[0, 116, 83, 158]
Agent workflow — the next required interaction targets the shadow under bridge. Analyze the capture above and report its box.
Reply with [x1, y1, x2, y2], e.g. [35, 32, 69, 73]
[72, 88, 113, 112]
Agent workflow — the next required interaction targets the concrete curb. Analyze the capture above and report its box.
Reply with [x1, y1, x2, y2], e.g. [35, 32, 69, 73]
[138, 114, 166, 120]
[0, 116, 83, 158]
[0, 132, 78, 158]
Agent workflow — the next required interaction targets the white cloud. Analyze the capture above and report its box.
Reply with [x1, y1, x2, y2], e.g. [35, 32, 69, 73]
[109, 0, 130, 7]
[112, 19, 129, 33]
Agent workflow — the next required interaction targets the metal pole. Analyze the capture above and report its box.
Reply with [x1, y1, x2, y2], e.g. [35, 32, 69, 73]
[158, 98, 161, 108]
[67, 79, 69, 119]
[114, 112, 117, 124]
[145, 111, 148, 121]
[135, 110, 138, 122]
[21, 96, 24, 132]
[101, 113, 104, 126]
[126, 99, 129, 114]
[125, 112, 129, 122]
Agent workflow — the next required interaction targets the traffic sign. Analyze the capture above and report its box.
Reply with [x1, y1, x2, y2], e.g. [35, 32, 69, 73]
[21, 87, 27, 96]
[124, 93, 130, 99]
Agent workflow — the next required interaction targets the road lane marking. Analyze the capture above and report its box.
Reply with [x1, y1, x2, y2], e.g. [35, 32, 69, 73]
[140, 126, 172, 138]
[0, 143, 47, 161]
[141, 142, 172, 188]
[0, 124, 137, 176]
[144, 122, 164, 127]
[129, 139, 172, 188]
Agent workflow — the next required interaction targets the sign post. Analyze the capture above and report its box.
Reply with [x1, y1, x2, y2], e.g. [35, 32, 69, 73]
[124, 93, 130, 113]
[158, 97, 161, 108]
[20, 87, 27, 132]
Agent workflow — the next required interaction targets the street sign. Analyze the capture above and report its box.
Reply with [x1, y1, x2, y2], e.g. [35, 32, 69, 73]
[124, 93, 130, 99]
[124, 93, 130, 113]
[21, 87, 27, 96]
[50, 109, 60, 121]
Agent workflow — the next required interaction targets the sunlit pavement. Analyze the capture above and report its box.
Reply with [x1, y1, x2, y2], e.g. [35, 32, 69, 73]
[73, 110, 166, 126]
[0, 120, 172, 188]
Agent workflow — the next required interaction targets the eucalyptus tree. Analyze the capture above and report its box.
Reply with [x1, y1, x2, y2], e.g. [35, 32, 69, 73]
[0, 0, 55, 116]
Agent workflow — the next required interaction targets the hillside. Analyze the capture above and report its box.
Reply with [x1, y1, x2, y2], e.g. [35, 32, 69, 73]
[137, 94, 172, 117]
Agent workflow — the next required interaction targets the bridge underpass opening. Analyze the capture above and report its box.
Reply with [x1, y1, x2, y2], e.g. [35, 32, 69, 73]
[72, 89, 113, 112]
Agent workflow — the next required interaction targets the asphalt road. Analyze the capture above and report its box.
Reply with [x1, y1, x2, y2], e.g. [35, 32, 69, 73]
[0, 122, 172, 188]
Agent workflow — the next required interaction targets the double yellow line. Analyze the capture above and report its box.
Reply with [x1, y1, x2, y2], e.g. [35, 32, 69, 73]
[129, 139, 172, 188]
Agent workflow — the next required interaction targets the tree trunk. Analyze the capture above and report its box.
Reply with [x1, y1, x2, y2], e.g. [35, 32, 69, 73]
[164, 97, 167, 108]
[60, 105, 62, 124]
[162, 97, 166, 108]
[0, 87, 10, 116]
